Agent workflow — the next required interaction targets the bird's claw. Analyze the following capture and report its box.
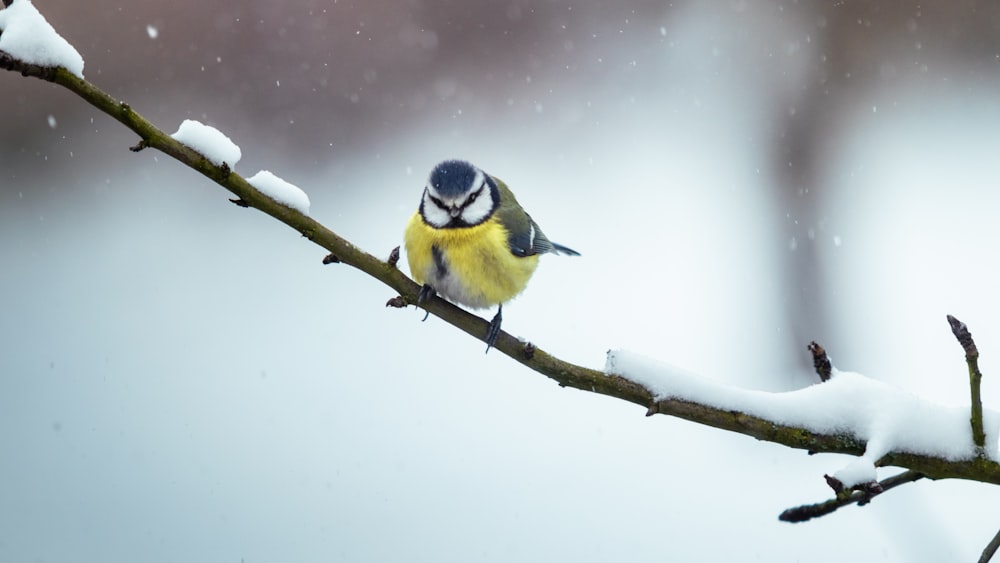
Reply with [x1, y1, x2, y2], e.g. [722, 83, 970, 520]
[485, 306, 503, 353]
[417, 284, 436, 322]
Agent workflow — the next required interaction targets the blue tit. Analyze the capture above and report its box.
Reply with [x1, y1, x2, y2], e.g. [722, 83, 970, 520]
[404, 159, 580, 352]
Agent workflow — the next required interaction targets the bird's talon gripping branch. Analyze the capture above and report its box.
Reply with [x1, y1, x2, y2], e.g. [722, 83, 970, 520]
[417, 284, 436, 321]
[385, 296, 407, 308]
[129, 139, 148, 152]
[416, 284, 435, 305]
[322, 253, 341, 264]
[485, 305, 503, 353]
[229, 198, 249, 208]
[387, 246, 400, 268]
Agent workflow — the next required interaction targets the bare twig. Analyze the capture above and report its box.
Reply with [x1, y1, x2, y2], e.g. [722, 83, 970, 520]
[779, 470, 924, 523]
[947, 315, 986, 450]
[980, 528, 1000, 563]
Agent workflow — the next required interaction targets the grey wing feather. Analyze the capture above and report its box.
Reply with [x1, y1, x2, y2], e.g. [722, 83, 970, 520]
[505, 220, 536, 257]
[508, 215, 580, 257]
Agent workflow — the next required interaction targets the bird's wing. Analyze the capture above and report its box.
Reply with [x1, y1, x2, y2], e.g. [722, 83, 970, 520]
[491, 175, 580, 257]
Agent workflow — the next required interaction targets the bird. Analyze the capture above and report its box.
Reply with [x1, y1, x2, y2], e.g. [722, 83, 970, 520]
[404, 159, 579, 352]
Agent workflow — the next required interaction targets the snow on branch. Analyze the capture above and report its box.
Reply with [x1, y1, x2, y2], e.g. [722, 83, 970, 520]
[607, 348, 1000, 487]
[247, 170, 311, 215]
[170, 119, 242, 168]
[0, 0, 83, 77]
[603, 341, 1000, 486]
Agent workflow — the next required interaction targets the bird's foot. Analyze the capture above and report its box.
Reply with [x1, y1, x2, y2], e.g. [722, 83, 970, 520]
[417, 284, 436, 322]
[485, 306, 503, 353]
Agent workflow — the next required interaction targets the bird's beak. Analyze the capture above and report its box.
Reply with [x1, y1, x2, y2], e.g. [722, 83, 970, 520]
[449, 206, 462, 217]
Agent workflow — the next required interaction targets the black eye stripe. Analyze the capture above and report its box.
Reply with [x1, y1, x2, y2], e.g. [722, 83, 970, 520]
[427, 186, 486, 213]
[466, 187, 484, 204]
[428, 194, 447, 209]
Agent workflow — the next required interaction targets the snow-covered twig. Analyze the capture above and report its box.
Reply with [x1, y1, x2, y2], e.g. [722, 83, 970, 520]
[608, 346, 1000, 485]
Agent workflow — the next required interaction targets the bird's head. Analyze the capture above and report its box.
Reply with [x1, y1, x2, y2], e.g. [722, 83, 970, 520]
[420, 159, 498, 228]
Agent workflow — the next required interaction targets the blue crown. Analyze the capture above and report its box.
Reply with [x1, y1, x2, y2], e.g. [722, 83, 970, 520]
[429, 160, 479, 198]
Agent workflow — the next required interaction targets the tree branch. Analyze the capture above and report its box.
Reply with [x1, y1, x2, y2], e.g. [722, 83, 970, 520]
[5, 49, 1000, 486]
[981, 527, 1000, 563]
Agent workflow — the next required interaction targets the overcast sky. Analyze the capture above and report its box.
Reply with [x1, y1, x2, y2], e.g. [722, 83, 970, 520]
[4, 1, 1000, 561]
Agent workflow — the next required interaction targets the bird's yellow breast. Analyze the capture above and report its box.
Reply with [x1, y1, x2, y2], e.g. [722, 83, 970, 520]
[404, 211, 539, 310]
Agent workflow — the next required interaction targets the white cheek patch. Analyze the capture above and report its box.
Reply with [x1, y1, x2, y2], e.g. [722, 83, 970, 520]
[460, 187, 493, 224]
[421, 191, 451, 227]
[471, 169, 485, 195]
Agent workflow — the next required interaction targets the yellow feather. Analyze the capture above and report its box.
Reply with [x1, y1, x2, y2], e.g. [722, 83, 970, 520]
[404, 211, 539, 310]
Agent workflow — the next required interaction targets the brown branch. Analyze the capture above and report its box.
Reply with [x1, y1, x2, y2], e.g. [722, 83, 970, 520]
[948, 314, 986, 450]
[6, 49, 1000, 487]
[779, 470, 924, 523]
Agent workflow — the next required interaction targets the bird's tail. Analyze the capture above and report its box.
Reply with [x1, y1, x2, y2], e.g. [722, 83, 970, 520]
[549, 242, 581, 256]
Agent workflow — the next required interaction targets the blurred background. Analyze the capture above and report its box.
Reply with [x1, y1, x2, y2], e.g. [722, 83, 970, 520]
[3, 0, 1000, 561]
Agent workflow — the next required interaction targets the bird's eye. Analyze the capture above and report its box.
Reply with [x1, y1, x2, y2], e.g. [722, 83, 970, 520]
[467, 190, 479, 204]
